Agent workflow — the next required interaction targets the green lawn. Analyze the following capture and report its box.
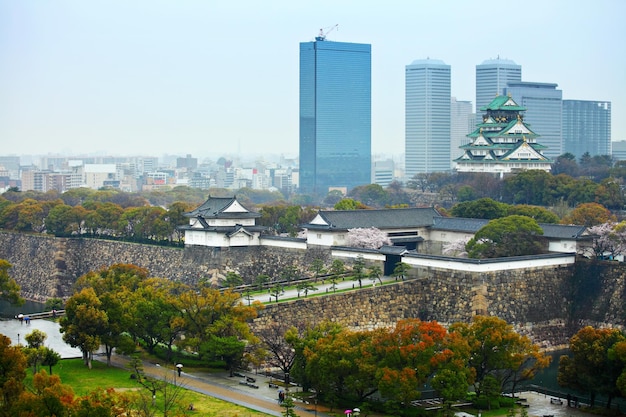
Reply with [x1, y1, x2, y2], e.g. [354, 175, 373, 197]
[26, 359, 272, 416]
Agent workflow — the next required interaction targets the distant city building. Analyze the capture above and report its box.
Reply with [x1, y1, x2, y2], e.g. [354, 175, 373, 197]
[476, 58, 522, 124]
[612, 140, 626, 161]
[299, 37, 371, 195]
[176, 154, 198, 170]
[84, 164, 117, 189]
[505, 82, 563, 159]
[405, 59, 451, 177]
[563, 100, 612, 159]
[372, 159, 395, 187]
[451, 97, 475, 166]
[455, 95, 552, 176]
[0, 156, 20, 179]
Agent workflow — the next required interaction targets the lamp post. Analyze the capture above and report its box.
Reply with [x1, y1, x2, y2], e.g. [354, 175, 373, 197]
[17, 333, 19, 346]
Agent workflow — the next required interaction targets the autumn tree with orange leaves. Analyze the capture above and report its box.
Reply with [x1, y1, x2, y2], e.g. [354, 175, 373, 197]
[374, 319, 469, 411]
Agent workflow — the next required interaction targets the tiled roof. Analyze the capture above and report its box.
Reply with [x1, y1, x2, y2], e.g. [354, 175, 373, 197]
[479, 95, 526, 111]
[433, 217, 589, 240]
[539, 224, 589, 239]
[303, 207, 441, 230]
[185, 195, 260, 219]
[433, 217, 488, 232]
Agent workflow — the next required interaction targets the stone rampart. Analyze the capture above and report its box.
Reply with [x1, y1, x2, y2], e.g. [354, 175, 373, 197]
[2, 231, 626, 346]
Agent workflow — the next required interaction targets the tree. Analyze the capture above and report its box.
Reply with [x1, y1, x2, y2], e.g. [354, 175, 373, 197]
[74, 264, 148, 366]
[41, 348, 61, 375]
[450, 198, 508, 219]
[561, 202, 615, 226]
[392, 262, 411, 280]
[346, 227, 391, 249]
[558, 326, 626, 408]
[374, 319, 452, 409]
[466, 215, 544, 259]
[450, 316, 549, 398]
[309, 258, 326, 280]
[442, 237, 470, 257]
[0, 259, 24, 306]
[583, 221, 626, 259]
[60, 287, 108, 368]
[351, 256, 367, 288]
[334, 198, 367, 210]
[259, 323, 298, 376]
[0, 334, 27, 414]
[595, 178, 625, 210]
[221, 271, 243, 288]
[506, 205, 560, 224]
[368, 265, 383, 285]
[24, 329, 48, 374]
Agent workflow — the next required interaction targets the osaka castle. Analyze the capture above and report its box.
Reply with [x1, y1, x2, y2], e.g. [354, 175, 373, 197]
[454, 95, 552, 176]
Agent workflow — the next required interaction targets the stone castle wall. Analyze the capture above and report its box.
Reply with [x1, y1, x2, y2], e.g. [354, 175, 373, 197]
[2, 231, 626, 346]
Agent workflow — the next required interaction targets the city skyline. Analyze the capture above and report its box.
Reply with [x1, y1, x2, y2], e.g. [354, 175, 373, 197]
[1, 0, 624, 158]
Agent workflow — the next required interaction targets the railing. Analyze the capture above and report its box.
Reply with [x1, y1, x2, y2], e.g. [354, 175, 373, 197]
[16, 310, 65, 321]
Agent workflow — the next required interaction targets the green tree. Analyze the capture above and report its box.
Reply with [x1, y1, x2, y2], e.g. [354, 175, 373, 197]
[74, 264, 148, 366]
[451, 316, 549, 399]
[506, 204, 560, 223]
[60, 287, 108, 368]
[466, 215, 544, 258]
[0, 260, 24, 306]
[41, 348, 61, 375]
[558, 326, 625, 408]
[367, 265, 383, 285]
[309, 258, 326, 280]
[392, 262, 411, 281]
[334, 198, 367, 210]
[451, 198, 508, 219]
[221, 271, 243, 288]
[351, 256, 366, 288]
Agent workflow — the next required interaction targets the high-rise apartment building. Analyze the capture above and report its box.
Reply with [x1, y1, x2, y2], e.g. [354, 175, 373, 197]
[563, 100, 611, 159]
[299, 38, 371, 195]
[451, 97, 475, 165]
[476, 58, 521, 123]
[505, 82, 563, 159]
[405, 59, 451, 177]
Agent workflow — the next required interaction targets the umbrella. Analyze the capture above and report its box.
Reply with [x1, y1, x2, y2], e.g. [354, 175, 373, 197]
[344, 410, 352, 415]
[176, 364, 183, 368]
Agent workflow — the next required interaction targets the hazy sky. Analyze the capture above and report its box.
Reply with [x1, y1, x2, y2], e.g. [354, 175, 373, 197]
[1, 0, 624, 160]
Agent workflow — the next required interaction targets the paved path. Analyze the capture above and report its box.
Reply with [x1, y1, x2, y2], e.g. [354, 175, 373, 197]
[245, 274, 401, 304]
[98, 353, 335, 417]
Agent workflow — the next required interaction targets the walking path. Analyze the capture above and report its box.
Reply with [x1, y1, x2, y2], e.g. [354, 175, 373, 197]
[98, 353, 335, 417]
[246, 274, 400, 304]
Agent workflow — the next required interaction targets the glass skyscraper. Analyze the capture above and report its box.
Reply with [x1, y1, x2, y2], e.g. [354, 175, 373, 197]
[476, 58, 521, 123]
[563, 100, 611, 159]
[450, 97, 475, 166]
[299, 39, 371, 195]
[504, 82, 563, 159]
[405, 59, 451, 177]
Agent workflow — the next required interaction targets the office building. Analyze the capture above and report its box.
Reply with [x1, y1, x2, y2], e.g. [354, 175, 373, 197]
[299, 37, 371, 195]
[476, 58, 521, 123]
[451, 97, 475, 165]
[405, 59, 451, 178]
[563, 100, 611, 159]
[505, 82, 563, 159]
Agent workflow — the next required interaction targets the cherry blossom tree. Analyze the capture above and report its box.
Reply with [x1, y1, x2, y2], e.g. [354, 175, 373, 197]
[346, 227, 391, 249]
[442, 237, 471, 257]
[583, 221, 626, 259]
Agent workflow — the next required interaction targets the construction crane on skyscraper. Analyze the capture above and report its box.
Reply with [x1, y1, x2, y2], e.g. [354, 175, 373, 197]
[315, 24, 338, 41]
